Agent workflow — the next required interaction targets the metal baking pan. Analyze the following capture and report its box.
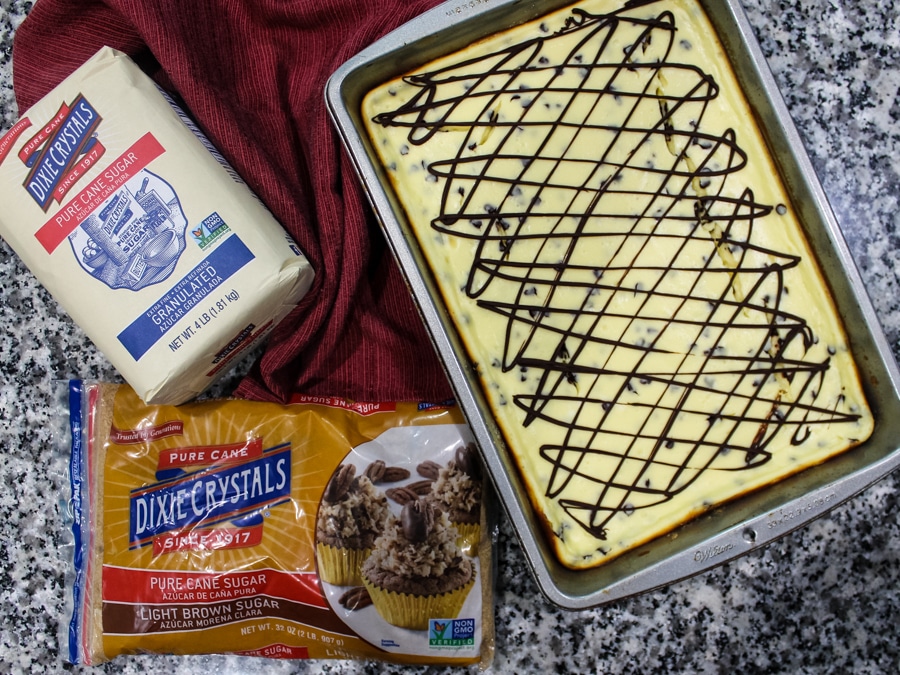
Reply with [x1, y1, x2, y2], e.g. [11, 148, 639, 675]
[326, 0, 900, 609]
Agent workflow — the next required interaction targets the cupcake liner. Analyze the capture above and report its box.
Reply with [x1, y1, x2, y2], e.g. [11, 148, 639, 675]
[362, 572, 476, 631]
[452, 522, 480, 557]
[316, 542, 371, 586]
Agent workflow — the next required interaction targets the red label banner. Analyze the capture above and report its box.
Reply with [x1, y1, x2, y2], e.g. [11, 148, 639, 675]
[158, 438, 264, 470]
[36, 132, 164, 253]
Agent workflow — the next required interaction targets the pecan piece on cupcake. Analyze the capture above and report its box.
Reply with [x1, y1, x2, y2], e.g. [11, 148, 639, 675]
[338, 586, 373, 611]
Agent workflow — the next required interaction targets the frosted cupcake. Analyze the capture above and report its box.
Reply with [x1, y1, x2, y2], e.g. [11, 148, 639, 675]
[316, 463, 390, 586]
[426, 443, 483, 555]
[361, 499, 474, 630]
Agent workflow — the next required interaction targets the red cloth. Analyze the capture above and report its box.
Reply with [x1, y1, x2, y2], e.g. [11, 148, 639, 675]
[13, 0, 454, 403]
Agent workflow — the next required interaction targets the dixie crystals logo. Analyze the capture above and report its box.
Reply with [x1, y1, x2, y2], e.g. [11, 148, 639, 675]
[128, 438, 291, 553]
[20, 94, 104, 210]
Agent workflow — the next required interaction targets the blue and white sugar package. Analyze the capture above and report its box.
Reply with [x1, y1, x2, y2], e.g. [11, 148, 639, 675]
[0, 47, 314, 404]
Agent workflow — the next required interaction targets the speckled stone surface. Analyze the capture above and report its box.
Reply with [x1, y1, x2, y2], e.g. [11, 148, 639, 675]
[1, 0, 899, 673]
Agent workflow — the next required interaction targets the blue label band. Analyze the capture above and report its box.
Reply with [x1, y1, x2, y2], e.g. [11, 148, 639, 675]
[117, 234, 255, 360]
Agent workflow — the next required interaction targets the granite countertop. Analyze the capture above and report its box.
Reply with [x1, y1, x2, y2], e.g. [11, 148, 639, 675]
[1, 0, 899, 673]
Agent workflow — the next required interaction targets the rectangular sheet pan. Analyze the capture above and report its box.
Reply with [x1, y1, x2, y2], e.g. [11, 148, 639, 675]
[326, 0, 900, 609]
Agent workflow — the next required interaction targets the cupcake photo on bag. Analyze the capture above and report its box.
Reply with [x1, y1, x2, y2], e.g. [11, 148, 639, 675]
[361, 499, 475, 631]
[316, 423, 485, 657]
[315, 463, 391, 586]
[419, 443, 483, 556]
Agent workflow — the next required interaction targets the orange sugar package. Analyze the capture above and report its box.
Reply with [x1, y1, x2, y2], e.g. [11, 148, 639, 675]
[63, 381, 495, 667]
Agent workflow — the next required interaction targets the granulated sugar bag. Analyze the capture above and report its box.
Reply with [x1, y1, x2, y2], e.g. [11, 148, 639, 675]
[0, 47, 315, 404]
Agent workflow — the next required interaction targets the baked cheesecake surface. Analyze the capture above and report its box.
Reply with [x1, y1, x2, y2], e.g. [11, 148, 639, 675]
[363, 0, 874, 568]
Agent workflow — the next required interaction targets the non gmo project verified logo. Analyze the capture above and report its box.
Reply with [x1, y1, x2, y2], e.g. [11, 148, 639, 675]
[428, 618, 475, 648]
[191, 211, 230, 249]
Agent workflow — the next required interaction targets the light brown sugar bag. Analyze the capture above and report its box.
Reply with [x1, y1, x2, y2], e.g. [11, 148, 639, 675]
[64, 381, 495, 667]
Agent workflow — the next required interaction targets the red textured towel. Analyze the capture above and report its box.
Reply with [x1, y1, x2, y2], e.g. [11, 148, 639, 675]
[12, 0, 454, 404]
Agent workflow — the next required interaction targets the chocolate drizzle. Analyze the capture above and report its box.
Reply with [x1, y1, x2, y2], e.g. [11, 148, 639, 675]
[373, 1, 862, 542]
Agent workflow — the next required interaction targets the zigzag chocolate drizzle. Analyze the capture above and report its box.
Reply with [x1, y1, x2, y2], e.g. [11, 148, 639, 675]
[373, 1, 861, 543]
